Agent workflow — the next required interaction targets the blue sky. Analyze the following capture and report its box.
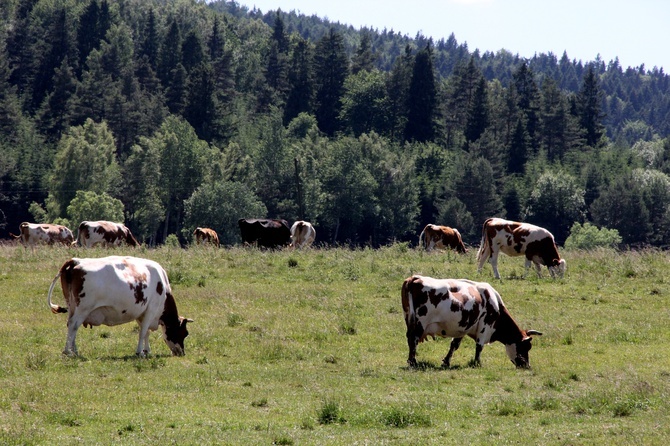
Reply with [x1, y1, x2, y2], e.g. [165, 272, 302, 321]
[238, 0, 669, 71]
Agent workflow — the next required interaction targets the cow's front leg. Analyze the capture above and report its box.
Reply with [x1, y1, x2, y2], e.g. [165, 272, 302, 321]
[490, 255, 501, 279]
[136, 322, 152, 357]
[472, 343, 484, 367]
[442, 337, 462, 368]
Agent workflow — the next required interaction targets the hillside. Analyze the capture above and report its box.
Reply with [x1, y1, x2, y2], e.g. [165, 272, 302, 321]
[1, 0, 669, 248]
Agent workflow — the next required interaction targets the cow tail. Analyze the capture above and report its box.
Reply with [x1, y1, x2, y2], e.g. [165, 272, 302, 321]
[401, 277, 416, 328]
[418, 228, 426, 249]
[476, 220, 491, 264]
[47, 271, 67, 314]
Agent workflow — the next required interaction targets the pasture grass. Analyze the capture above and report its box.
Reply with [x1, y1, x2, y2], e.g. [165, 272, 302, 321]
[1, 244, 669, 444]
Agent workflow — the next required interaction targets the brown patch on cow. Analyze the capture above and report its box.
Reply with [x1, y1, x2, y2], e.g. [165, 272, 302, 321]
[60, 259, 86, 308]
[417, 305, 428, 317]
[482, 288, 499, 327]
[156, 281, 164, 296]
[525, 237, 561, 266]
[450, 300, 461, 312]
[132, 281, 147, 305]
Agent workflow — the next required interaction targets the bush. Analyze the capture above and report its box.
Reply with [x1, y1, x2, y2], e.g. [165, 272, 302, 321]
[564, 222, 622, 250]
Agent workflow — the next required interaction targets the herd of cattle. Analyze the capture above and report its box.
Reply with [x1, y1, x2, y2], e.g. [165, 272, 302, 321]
[11, 216, 566, 369]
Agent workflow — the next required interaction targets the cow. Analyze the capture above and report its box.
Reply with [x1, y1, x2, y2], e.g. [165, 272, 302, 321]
[476, 218, 566, 279]
[76, 221, 139, 248]
[238, 218, 291, 249]
[10, 222, 74, 248]
[193, 227, 219, 247]
[290, 220, 316, 249]
[47, 256, 192, 357]
[401, 275, 542, 369]
[418, 224, 467, 253]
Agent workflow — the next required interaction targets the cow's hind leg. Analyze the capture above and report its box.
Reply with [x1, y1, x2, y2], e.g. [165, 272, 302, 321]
[442, 337, 463, 368]
[64, 317, 82, 356]
[406, 327, 421, 367]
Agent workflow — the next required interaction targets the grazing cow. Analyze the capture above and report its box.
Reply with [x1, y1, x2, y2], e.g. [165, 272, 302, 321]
[477, 218, 566, 279]
[76, 221, 139, 248]
[401, 275, 542, 368]
[47, 256, 192, 357]
[290, 221, 316, 249]
[10, 222, 74, 248]
[238, 218, 291, 249]
[193, 227, 219, 247]
[418, 224, 467, 253]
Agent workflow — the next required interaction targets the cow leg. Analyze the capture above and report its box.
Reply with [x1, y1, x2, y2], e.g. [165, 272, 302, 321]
[406, 328, 420, 367]
[442, 337, 462, 368]
[523, 259, 532, 278]
[534, 261, 543, 278]
[64, 317, 82, 356]
[490, 253, 501, 279]
[473, 343, 484, 366]
[136, 320, 152, 357]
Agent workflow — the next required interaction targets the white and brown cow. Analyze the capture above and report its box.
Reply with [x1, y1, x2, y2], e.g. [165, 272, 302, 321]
[48, 256, 192, 357]
[193, 227, 220, 247]
[476, 218, 566, 279]
[401, 275, 542, 368]
[10, 222, 74, 248]
[76, 221, 139, 248]
[418, 224, 467, 253]
[290, 220, 316, 249]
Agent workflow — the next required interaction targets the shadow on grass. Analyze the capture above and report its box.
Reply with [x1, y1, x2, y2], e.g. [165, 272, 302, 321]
[402, 361, 466, 372]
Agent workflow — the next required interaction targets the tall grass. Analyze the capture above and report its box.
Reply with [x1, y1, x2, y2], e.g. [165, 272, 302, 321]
[1, 245, 669, 444]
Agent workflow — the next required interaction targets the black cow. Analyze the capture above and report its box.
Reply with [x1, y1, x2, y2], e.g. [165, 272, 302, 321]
[238, 219, 291, 249]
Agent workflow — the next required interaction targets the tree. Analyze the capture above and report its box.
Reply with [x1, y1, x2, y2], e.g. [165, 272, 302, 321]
[384, 45, 413, 141]
[339, 70, 389, 136]
[576, 64, 606, 147]
[464, 76, 489, 145]
[66, 190, 124, 226]
[512, 62, 540, 150]
[524, 170, 586, 243]
[452, 156, 502, 235]
[45, 118, 121, 219]
[404, 43, 437, 143]
[351, 30, 376, 74]
[283, 37, 314, 125]
[313, 28, 349, 136]
[183, 181, 267, 246]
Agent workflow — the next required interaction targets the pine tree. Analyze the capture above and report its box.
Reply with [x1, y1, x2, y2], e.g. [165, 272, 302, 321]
[385, 45, 413, 141]
[512, 61, 540, 150]
[404, 43, 437, 143]
[576, 64, 606, 147]
[139, 8, 159, 70]
[464, 76, 489, 145]
[284, 37, 314, 125]
[351, 30, 376, 74]
[158, 18, 181, 86]
[314, 28, 349, 136]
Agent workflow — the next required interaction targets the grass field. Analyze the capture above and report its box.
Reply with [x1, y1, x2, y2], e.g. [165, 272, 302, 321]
[1, 244, 669, 445]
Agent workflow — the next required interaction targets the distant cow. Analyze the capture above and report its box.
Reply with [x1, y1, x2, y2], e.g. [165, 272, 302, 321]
[418, 224, 467, 253]
[477, 218, 566, 279]
[10, 222, 74, 248]
[290, 221, 316, 249]
[238, 218, 291, 249]
[401, 275, 542, 368]
[193, 227, 219, 247]
[47, 256, 192, 357]
[76, 221, 139, 248]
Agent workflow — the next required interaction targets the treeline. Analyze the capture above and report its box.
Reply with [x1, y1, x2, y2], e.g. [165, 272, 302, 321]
[1, 0, 670, 247]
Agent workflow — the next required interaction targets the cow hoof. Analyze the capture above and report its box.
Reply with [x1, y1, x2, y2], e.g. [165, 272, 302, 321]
[441, 361, 451, 369]
[407, 359, 418, 368]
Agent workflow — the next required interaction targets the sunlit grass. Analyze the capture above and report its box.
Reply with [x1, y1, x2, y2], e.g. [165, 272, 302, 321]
[0, 245, 669, 443]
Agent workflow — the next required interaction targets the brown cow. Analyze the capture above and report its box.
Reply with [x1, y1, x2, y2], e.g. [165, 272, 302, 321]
[11, 222, 74, 248]
[418, 224, 467, 253]
[193, 227, 220, 247]
[476, 218, 566, 279]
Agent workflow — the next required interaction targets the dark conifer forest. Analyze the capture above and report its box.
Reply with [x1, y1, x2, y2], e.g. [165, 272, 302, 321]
[1, 0, 670, 247]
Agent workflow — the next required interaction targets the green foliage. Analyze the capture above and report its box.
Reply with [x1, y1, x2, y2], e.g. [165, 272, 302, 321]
[66, 190, 125, 225]
[564, 222, 622, 249]
[46, 118, 122, 219]
[183, 180, 267, 245]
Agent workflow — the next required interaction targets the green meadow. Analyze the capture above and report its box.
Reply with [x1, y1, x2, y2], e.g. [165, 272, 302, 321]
[1, 244, 669, 445]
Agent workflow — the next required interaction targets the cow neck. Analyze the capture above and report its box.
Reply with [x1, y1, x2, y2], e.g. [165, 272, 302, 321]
[160, 292, 180, 327]
[490, 306, 524, 345]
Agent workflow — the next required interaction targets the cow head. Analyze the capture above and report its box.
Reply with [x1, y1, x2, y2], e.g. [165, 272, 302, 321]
[504, 330, 542, 368]
[549, 259, 567, 278]
[162, 317, 193, 356]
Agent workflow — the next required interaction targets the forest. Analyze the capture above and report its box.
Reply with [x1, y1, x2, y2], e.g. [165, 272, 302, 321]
[1, 0, 670, 247]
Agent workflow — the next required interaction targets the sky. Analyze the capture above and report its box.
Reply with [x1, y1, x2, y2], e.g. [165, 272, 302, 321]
[237, 0, 670, 72]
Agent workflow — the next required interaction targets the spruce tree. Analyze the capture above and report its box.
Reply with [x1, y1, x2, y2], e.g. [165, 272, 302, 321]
[314, 28, 349, 136]
[404, 43, 437, 143]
